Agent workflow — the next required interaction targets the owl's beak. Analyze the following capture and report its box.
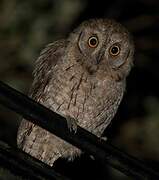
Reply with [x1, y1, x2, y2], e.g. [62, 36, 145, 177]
[96, 50, 105, 65]
[96, 56, 101, 64]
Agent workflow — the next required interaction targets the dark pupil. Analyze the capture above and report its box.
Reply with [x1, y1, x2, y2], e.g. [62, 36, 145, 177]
[90, 38, 97, 46]
[111, 46, 119, 54]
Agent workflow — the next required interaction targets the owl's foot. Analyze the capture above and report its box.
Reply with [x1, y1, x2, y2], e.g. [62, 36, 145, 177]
[100, 136, 107, 141]
[66, 116, 78, 133]
[90, 155, 95, 160]
[90, 137, 107, 160]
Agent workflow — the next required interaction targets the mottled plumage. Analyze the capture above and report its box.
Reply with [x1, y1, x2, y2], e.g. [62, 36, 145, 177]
[17, 18, 134, 166]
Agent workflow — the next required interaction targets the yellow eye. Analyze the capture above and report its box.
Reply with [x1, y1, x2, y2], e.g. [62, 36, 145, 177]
[109, 45, 120, 56]
[88, 36, 98, 48]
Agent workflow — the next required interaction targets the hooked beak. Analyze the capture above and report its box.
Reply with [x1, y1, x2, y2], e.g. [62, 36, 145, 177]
[95, 49, 105, 65]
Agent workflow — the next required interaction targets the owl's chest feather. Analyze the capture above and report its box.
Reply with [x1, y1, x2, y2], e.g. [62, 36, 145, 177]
[43, 64, 124, 136]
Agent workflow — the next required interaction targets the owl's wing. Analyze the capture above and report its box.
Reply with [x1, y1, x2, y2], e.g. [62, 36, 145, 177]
[17, 39, 67, 148]
[30, 39, 67, 100]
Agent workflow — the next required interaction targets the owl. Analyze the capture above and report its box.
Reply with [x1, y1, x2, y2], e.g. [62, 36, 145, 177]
[17, 18, 134, 166]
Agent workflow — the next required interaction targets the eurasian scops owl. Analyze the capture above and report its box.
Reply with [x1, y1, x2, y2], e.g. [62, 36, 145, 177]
[17, 18, 134, 166]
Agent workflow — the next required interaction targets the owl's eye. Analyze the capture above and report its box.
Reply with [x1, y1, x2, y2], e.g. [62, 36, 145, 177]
[109, 45, 120, 56]
[88, 36, 98, 48]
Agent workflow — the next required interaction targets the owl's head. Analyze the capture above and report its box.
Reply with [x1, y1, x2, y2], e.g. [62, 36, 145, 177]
[67, 19, 134, 81]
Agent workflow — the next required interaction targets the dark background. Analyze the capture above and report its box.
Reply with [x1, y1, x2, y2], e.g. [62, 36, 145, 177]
[0, 0, 159, 179]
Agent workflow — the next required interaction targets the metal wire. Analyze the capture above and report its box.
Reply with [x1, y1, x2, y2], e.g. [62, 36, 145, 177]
[0, 81, 159, 180]
[0, 141, 70, 180]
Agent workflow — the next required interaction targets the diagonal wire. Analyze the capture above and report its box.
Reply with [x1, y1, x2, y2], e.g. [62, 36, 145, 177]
[0, 81, 159, 179]
[0, 140, 70, 180]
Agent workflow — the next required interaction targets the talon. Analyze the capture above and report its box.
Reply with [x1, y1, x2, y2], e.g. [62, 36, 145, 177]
[100, 136, 107, 141]
[90, 155, 95, 160]
[66, 116, 78, 133]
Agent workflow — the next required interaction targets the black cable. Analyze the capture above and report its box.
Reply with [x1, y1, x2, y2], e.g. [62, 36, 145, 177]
[0, 141, 70, 180]
[0, 81, 158, 179]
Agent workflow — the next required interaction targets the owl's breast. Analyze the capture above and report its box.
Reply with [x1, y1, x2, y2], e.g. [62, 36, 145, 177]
[43, 64, 125, 137]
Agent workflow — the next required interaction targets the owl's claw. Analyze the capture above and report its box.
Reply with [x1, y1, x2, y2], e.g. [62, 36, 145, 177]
[90, 155, 95, 160]
[66, 116, 78, 133]
[88, 136, 107, 161]
[100, 136, 107, 141]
